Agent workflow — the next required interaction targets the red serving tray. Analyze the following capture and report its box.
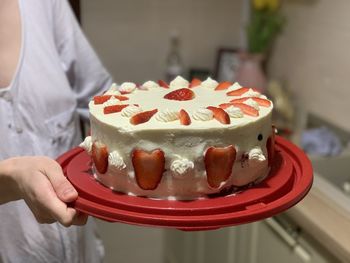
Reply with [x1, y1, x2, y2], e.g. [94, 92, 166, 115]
[57, 136, 313, 231]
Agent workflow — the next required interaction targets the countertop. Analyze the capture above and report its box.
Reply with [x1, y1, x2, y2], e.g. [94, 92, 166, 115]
[285, 174, 350, 262]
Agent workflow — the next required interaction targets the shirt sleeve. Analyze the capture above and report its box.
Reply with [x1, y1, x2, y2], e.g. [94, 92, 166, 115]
[52, 0, 113, 120]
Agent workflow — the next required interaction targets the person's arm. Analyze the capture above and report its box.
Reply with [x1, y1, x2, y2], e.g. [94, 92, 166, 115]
[52, 0, 113, 121]
[0, 156, 87, 226]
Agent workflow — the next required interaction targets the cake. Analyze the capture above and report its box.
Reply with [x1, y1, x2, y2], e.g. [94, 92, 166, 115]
[80, 76, 275, 200]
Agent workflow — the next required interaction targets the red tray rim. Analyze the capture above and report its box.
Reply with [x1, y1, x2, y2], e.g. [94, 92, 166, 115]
[57, 136, 313, 230]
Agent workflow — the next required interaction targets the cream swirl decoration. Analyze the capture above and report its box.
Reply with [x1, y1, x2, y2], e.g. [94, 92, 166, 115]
[108, 151, 126, 170]
[119, 82, 136, 93]
[104, 83, 121, 95]
[169, 76, 189, 89]
[243, 88, 261, 98]
[244, 98, 260, 110]
[156, 109, 179, 122]
[142, 80, 159, 89]
[249, 147, 266, 162]
[227, 82, 242, 91]
[201, 77, 218, 89]
[170, 158, 194, 177]
[103, 97, 122, 107]
[79, 136, 92, 155]
[226, 106, 244, 118]
[121, 105, 143, 117]
[192, 108, 213, 121]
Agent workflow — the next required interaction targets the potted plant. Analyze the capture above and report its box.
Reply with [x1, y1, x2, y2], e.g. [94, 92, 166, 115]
[236, 0, 285, 92]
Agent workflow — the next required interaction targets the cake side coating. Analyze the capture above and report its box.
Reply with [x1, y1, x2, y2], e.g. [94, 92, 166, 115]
[82, 76, 275, 200]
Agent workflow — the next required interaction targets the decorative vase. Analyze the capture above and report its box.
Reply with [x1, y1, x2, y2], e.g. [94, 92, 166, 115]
[235, 52, 267, 93]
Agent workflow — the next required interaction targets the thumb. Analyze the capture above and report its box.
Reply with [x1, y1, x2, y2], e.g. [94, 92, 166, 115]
[43, 159, 78, 203]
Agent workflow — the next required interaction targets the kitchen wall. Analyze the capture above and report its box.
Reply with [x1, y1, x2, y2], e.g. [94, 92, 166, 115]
[81, 0, 244, 83]
[268, 0, 350, 131]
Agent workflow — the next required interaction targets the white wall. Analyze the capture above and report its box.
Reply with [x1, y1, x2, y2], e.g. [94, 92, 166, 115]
[268, 0, 350, 131]
[81, 0, 244, 83]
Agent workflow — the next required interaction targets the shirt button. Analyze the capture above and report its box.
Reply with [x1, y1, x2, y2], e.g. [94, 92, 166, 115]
[16, 127, 23, 134]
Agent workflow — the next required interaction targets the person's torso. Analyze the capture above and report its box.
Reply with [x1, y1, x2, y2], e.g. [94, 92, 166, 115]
[0, 1, 103, 262]
[0, 0, 81, 160]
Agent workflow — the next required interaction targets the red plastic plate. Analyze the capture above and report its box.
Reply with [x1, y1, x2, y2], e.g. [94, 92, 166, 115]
[57, 136, 313, 231]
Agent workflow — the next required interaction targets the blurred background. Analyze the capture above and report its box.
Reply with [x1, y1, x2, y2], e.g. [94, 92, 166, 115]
[70, 0, 350, 262]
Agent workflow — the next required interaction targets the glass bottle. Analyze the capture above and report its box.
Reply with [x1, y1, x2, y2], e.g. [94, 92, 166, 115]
[165, 32, 183, 82]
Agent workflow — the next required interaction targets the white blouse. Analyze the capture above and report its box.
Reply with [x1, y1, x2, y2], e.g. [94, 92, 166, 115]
[0, 0, 112, 262]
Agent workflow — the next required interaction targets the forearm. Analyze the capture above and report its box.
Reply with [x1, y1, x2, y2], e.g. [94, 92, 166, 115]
[0, 158, 21, 204]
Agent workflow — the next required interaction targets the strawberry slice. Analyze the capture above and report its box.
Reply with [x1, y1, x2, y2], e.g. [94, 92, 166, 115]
[230, 97, 271, 107]
[231, 103, 259, 117]
[114, 95, 129, 101]
[104, 104, 129, 114]
[158, 80, 169, 89]
[94, 95, 113, 104]
[230, 97, 249, 103]
[132, 149, 165, 190]
[205, 145, 236, 188]
[164, 88, 195, 101]
[120, 90, 131, 95]
[179, 109, 191, 125]
[215, 81, 232, 91]
[252, 97, 271, 107]
[226, 87, 250, 96]
[130, 109, 158, 125]
[92, 142, 109, 174]
[218, 103, 234, 110]
[266, 125, 276, 166]
[207, 106, 230, 124]
[189, 78, 202, 88]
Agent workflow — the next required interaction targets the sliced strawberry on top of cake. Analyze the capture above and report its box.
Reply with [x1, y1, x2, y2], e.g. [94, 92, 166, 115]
[114, 95, 129, 101]
[164, 88, 195, 101]
[130, 109, 158, 125]
[132, 149, 165, 190]
[251, 97, 271, 107]
[158, 80, 169, 89]
[215, 81, 232, 91]
[231, 102, 259, 117]
[226, 87, 250, 96]
[189, 78, 201, 88]
[205, 145, 236, 188]
[207, 106, 230, 124]
[104, 104, 129, 114]
[94, 95, 113, 104]
[179, 109, 191, 126]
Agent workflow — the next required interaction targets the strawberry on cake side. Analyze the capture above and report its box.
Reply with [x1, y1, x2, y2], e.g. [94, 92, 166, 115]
[80, 76, 275, 200]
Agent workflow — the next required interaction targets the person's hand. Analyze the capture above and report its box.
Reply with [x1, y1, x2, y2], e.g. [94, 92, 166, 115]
[4, 156, 88, 227]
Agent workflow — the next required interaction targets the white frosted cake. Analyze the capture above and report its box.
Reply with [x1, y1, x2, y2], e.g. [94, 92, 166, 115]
[80, 76, 275, 200]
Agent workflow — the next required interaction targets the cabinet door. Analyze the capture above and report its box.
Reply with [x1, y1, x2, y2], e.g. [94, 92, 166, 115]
[163, 216, 341, 263]
[245, 218, 341, 263]
[163, 227, 242, 263]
